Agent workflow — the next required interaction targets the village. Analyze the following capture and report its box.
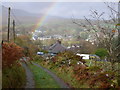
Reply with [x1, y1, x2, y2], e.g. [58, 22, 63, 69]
[37, 40, 100, 61]
[1, 1, 120, 89]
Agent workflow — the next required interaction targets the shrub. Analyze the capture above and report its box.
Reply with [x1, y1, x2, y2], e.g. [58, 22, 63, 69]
[95, 48, 108, 59]
[2, 64, 26, 88]
[2, 43, 24, 67]
[51, 51, 84, 66]
[2, 43, 26, 88]
[73, 64, 118, 88]
[73, 64, 90, 83]
[88, 71, 115, 88]
[33, 55, 45, 63]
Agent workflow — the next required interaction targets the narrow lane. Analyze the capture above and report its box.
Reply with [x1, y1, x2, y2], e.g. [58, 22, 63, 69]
[33, 63, 70, 88]
[22, 63, 35, 88]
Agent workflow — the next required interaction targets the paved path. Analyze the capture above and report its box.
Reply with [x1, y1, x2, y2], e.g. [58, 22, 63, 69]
[33, 63, 70, 88]
[22, 63, 35, 88]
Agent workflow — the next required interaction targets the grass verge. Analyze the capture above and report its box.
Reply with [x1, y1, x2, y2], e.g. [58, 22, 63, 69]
[33, 57, 120, 88]
[2, 64, 26, 88]
[28, 64, 60, 88]
[33, 60, 89, 88]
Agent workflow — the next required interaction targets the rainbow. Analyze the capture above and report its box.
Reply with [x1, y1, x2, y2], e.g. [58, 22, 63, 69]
[34, 1, 57, 31]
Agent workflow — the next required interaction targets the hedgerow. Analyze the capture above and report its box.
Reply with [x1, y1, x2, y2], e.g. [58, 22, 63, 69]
[2, 42, 24, 67]
[35, 51, 120, 88]
[2, 42, 26, 88]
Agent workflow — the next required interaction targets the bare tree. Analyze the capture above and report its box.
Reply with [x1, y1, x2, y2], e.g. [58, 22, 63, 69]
[72, 2, 119, 68]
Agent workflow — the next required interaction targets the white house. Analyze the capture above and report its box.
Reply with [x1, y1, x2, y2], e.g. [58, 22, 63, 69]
[76, 53, 90, 60]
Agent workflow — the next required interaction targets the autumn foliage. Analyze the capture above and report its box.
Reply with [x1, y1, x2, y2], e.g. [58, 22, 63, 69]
[51, 51, 85, 66]
[2, 42, 24, 67]
[73, 65, 118, 88]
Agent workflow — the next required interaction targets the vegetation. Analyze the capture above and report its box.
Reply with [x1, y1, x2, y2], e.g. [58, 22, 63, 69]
[2, 64, 26, 88]
[73, 2, 119, 70]
[2, 2, 120, 89]
[28, 64, 60, 88]
[95, 48, 108, 59]
[51, 51, 85, 66]
[33, 51, 120, 88]
[2, 43, 23, 67]
[15, 35, 40, 62]
[2, 42, 26, 88]
[73, 64, 118, 88]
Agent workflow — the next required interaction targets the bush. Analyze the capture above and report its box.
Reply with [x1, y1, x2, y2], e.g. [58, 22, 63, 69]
[95, 48, 108, 59]
[15, 36, 40, 59]
[2, 64, 26, 88]
[51, 51, 84, 66]
[33, 55, 45, 63]
[73, 64, 90, 83]
[2, 42, 26, 88]
[73, 64, 118, 88]
[88, 71, 115, 88]
[2, 43, 24, 67]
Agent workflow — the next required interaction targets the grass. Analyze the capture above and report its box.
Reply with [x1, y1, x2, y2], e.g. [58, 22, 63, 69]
[0, 70, 1, 89]
[85, 59, 120, 71]
[34, 60, 89, 88]
[33, 58, 120, 88]
[2, 64, 26, 88]
[28, 64, 60, 88]
[49, 66, 89, 88]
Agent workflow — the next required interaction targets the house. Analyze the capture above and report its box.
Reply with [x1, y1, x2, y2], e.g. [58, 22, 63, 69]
[76, 53, 90, 59]
[67, 44, 81, 53]
[49, 40, 67, 54]
[76, 53, 100, 60]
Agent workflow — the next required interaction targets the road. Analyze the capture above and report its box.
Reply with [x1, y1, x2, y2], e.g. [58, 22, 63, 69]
[22, 63, 35, 88]
[22, 62, 70, 88]
[33, 63, 70, 88]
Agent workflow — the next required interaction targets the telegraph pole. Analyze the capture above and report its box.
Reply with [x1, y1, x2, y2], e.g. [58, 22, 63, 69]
[13, 20, 15, 43]
[117, 1, 120, 86]
[8, 7, 11, 42]
[117, 1, 120, 62]
[118, 1, 120, 54]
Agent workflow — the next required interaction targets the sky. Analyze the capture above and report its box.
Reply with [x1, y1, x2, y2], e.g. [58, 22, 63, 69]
[2, 2, 118, 19]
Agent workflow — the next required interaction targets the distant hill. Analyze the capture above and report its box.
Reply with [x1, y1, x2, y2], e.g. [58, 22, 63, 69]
[2, 6, 41, 25]
[2, 6, 113, 39]
[2, 6, 66, 26]
[1, 6, 85, 35]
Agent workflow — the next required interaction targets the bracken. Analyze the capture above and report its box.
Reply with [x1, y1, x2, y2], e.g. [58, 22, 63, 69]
[2, 42, 24, 67]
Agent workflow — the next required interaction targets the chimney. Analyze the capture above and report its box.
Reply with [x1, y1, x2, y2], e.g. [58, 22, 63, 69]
[57, 40, 61, 44]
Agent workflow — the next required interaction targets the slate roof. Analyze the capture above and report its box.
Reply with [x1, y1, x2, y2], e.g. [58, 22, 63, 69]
[49, 40, 67, 54]
[67, 45, 81, 53]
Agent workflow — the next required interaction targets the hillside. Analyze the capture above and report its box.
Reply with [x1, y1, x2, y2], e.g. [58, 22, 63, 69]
[2, 6, 114, 41]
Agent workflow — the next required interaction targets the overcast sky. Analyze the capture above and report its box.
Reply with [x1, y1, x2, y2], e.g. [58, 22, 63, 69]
[2, 2, 118, 19]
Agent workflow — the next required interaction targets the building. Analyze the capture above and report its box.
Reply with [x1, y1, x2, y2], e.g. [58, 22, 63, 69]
[76, 53, 90, 59]
[67, 44, 81, 53]
[49, 40, 67, 54]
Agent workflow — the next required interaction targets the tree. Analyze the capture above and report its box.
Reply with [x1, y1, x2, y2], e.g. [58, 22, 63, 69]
[79, 40, 96, 54]
[95, 48, 108, 59]
[72, 2, 119, 64]
[15, 35, 39, 59]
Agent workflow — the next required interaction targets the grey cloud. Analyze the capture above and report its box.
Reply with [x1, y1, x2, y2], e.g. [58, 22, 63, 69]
[2, 2, 118, 19]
